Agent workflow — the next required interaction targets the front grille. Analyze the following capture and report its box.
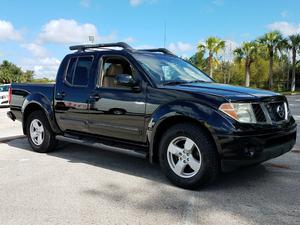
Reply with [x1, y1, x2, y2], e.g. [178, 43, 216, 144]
[266, 102, 286, 122]
[252, 104, 266, 122]
[251, 101, 288, 124]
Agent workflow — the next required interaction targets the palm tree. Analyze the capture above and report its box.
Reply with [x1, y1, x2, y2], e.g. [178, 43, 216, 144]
[198, 37, 225, 78]
[258, 31, 284, 89]
[234, 42, 257, 87]
[277, 39, 291, 90]
[287, 34, 300, 92]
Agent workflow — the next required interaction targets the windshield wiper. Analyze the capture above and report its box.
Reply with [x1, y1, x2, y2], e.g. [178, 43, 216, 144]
[162, 80, 188, 86]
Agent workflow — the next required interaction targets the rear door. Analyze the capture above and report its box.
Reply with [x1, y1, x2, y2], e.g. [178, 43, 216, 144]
[54, 55, 95, 133]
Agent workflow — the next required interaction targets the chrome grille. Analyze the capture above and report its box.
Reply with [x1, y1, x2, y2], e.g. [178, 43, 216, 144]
[251, 101, 288, 124]
[266, 102, 287, 122]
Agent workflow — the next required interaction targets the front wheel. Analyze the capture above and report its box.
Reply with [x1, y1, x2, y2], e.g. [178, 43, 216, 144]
[26, 110, 57, 153]
[159, 123, 219, 189]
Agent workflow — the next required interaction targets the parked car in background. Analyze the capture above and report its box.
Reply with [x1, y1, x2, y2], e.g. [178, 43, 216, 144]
[0, 84, 10, 107]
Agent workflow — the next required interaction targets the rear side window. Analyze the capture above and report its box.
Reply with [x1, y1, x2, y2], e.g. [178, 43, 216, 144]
[65, 58, 77, 84]
[65, 56, 93, 86]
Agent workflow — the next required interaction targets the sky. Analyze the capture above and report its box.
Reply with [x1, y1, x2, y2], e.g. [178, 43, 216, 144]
[0, 0, 300, 79]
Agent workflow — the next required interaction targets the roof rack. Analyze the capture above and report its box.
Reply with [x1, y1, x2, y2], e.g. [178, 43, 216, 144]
[139, 48, 174, 55]
[69, 42, 133, 52]
[69, 42, 175, 55]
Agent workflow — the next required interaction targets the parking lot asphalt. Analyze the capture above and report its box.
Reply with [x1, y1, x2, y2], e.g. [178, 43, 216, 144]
[0, 96, 299, 225]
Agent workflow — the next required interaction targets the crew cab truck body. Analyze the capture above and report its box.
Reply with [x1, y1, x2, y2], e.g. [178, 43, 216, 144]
[7, 42, 297, 189]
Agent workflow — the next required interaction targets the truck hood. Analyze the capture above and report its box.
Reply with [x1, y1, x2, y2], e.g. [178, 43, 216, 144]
[161, 82, 280, 101]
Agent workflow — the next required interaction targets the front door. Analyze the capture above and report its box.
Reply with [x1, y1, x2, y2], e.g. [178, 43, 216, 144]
[55, 55, 95, 133]
[88, 55, 146, 142]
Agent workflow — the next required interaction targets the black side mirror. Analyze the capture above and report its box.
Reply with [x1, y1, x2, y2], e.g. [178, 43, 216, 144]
[115, 74, 139, 88]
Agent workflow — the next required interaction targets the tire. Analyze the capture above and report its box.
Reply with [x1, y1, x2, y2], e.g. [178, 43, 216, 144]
[26, 110, 57, 153]
[159, 123, 219, 189]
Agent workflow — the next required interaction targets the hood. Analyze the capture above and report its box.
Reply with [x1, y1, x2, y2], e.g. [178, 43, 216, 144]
[161, 82, 280, 101]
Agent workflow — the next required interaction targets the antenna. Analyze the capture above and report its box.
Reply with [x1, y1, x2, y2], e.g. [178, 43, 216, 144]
[163, 21, 167, 48]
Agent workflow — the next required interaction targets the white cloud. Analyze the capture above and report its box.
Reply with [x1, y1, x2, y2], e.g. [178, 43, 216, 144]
[38, 19, 97, 44]
[21, 57, 60, 79]
[37, 19, 116, 45]
[21, 43, 48, 58]
[168, 41, 194, 54]
[268, 21, 300, 36]
[0, 20, 22, 42]
[21, 41, 60, 79]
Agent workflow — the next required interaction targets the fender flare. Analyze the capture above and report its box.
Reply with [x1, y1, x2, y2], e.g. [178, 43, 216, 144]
[21, 93, 61, 134]
[147, 100, 234, 163]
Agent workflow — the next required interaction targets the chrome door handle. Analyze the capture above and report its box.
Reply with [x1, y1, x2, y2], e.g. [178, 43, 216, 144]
[90, 94, 101, 100]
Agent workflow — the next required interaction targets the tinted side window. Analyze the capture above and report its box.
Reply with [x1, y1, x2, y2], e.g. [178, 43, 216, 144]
[73, 57, 93, 86]
[66, 58, 77, 84]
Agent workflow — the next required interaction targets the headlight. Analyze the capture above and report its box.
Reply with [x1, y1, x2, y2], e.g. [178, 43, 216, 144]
[219, 103, 256, 123]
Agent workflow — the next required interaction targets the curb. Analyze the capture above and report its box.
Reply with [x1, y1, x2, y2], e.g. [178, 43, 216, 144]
[0, 135, 26, 143]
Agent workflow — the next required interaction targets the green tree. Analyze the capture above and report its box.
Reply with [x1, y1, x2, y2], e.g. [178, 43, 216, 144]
[188, 49, 207, 71]
[258, 31, 284, 89]
[234, 41, 258, 87]
[197, 37, 225, 78]
[0, 60, 34, 83]
[22, 70, 34, 83]
[287, 34, 300, 92]
[0, 60, 22, 83]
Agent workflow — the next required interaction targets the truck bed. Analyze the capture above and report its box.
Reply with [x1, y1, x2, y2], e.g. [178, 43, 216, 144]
[10, 83, 55, 120]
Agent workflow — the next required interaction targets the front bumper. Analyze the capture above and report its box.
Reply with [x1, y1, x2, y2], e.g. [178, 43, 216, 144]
[219, 123, 297, 172]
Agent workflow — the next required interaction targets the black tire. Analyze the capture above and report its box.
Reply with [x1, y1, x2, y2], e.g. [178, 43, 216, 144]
[159, 123, 219, 189]
[26, 110, 57, 153]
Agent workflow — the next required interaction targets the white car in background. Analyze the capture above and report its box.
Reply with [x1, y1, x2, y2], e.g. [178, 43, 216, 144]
[0, 84, 10, 107]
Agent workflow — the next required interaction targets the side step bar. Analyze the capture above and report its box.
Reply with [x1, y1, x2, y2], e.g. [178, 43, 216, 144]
[56, 135, 147, 159]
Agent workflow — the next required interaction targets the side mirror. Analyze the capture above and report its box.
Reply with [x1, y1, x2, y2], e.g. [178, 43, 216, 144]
[115, 74, 139, 88]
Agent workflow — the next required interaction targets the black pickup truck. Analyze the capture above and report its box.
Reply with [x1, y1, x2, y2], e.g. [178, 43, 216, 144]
[7, 42, 297, 189]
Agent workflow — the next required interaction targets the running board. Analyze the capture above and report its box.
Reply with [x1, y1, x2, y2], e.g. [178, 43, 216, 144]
[56, 135, 147, 159]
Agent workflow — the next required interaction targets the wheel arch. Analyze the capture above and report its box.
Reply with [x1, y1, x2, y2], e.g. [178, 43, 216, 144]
[148, 103, 222, 163]
[22, 94, 61, 135]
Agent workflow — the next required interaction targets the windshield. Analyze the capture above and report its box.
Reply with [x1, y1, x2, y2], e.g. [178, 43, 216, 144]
[133, 53, 213, 85]
[0, 85, 9, 92]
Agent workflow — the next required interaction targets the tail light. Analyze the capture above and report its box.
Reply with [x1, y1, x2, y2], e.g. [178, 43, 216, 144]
[8, 86, 12, 105]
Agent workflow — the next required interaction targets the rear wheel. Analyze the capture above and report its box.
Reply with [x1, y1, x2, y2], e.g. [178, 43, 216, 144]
[159, 123, 219, 189]
[26, 110, 57, 153]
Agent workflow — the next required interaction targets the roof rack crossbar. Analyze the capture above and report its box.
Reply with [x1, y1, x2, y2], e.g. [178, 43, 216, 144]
[69, 42, 133, 52]
[139, 48, 174, 55]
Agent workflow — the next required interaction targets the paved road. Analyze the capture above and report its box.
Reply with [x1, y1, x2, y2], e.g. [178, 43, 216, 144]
[0, 107, 23, 140]
[0, 97, 299, 225]
[287, 95, 300, 148]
